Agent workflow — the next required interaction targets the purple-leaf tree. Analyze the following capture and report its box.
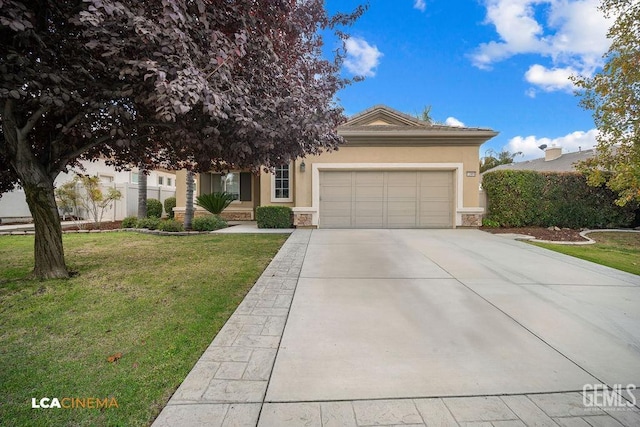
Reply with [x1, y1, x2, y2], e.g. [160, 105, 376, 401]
[0, 0, 364, 279]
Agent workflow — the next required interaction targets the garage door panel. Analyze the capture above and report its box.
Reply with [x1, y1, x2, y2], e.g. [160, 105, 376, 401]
[387, 171, 417, 185]
[320, 170, 454, 229]
[321, 186, 352, 201]
[355, 186, 384, 199]
[420, 201, 451, 212]
[355, 201, 384, 213]
[322, 171, 352, 185]
[387, 201, 416, 215]
[420, 187, 451, 199]
[323, 201, 352, 213]
[355, 171, 384, 185]
[387, 186, 417, 199]
[420, 171, 452, 185]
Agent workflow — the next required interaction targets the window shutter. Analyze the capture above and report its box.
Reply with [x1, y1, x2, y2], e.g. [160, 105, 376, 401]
[212, 174, 222, 193]
[240, 172, 252, 201]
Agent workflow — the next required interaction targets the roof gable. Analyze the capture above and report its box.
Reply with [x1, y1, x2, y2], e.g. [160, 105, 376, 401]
[337, 104, 498, 147]
[342, 105, 427, 128]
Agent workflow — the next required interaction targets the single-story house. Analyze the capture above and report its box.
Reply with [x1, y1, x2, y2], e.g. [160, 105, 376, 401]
[487, 146, 596, 173]
[174, 105, 498, 228]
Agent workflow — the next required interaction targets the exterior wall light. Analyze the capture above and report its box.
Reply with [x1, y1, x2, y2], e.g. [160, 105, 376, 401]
[300, 161, 306, 172]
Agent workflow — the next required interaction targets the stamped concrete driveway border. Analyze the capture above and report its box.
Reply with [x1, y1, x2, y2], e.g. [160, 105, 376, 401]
[152, 229, 310, 426]
[153, 229, 640, 427]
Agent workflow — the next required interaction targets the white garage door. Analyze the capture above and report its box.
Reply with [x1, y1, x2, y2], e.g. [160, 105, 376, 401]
[319, 170, 454, 228]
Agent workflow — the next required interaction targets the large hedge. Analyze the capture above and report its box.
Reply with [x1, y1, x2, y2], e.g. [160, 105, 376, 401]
[256, 206, 292, 228]
[483, 170, 637, 228]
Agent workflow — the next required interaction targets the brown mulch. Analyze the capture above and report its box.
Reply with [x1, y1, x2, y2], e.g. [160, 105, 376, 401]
[62, 221, 124, 231]
[480, 226, 588, 242]
[18, 220, 587, 241]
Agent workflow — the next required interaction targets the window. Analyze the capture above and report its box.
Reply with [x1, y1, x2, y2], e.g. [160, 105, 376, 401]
[99, 175, 114, 183]
[167, 177, 172, 186]
[221, 173, 240, 200]
[211, 172, 251, 201]
[158, 176, 164, 186]
[271, 164, 292, 202]
[131, 172, 139, 184]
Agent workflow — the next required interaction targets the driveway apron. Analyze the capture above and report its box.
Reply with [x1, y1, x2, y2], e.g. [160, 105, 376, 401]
[266, 229, 640, 403]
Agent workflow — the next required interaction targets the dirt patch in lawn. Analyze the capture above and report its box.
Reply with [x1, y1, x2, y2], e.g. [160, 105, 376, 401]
[480, 226, 587, 242]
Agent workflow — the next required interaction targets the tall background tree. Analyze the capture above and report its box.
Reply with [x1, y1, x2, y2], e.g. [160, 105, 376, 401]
[184, 171, 194, 231]
[572, 0, 640, 206]
[137, 164, 147, 219]
[1, 0, 364, 279]
[480, 149, 522, 173]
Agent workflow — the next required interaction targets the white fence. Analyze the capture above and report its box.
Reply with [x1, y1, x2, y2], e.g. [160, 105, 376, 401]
[0, 184, 176, 222]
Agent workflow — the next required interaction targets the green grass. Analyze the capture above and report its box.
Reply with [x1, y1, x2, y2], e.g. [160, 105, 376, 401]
[0, 232, 287, 427]
[533, 232, 640, 275]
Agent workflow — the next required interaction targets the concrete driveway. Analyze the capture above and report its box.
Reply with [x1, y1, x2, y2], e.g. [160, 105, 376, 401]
[154, 228, 640, 426]
[266, 229, 640, 403]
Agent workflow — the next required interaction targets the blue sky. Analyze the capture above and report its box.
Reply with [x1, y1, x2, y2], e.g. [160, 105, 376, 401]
[324, 0, 612, 160]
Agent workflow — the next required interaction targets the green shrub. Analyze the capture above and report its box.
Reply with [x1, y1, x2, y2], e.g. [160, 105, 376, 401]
[256, 206, 292, 228]
[136, 217, 160, 230]
[483, 170, 637, 228]
[196, 192, 235, 215]
[164, 197, 177, 219]
[482, 218, 500, 228]
[191, 215, 227, 231]
[121, 216, 138, 228]
[146, 198, 163, 218]
[157, 219, 184, 232]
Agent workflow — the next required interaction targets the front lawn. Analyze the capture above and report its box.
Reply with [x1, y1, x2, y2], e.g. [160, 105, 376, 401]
[0, 232, 287, 427]
[533, 232, 640, 275]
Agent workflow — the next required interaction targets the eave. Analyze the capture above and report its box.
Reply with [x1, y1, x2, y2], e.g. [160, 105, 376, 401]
[337, 129, 499, 147]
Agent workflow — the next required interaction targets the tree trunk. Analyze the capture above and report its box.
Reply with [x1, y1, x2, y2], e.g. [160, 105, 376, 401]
[137, 165, 147, 219]
[22, 176, 69, 279]
[184, 170, 194, 230]
[3, 99, 69, 279]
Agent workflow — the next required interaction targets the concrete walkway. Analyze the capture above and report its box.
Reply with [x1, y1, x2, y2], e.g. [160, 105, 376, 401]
[153, 229, 640, 426]
[213, 221, 295, 234]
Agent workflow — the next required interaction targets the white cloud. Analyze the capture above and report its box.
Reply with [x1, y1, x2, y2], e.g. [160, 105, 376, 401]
[472, 0, 613, 91]
[505, 128, 599, 160]
[414, 0, 427, 12]
[344, 37, 383, 77]
[524, 64, 577, 92]
[445, 117, 465, 127]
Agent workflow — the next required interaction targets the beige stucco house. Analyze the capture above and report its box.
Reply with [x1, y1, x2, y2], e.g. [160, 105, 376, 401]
[174, 105, 498, 228]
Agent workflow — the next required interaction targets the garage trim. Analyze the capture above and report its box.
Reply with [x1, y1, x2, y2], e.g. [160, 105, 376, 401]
[311, 163, 466, 228]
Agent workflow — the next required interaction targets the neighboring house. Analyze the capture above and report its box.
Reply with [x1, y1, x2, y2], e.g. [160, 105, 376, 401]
[487, 146, 596, 173]
[174, 105, 498, 228]
[479, 146, 597, 211]
[0, 158, 177, 222]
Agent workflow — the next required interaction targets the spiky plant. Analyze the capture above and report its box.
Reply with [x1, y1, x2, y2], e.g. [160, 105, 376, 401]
[196, 192, 235, 215]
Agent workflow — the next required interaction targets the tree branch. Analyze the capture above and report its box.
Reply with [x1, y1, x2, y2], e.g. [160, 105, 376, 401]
[49, 135, 113, 179]
[63, 112, 85, 130]
[20, 105, 50, 136]
[48, 111, 87, 175]
[2, 99, 18, 150]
